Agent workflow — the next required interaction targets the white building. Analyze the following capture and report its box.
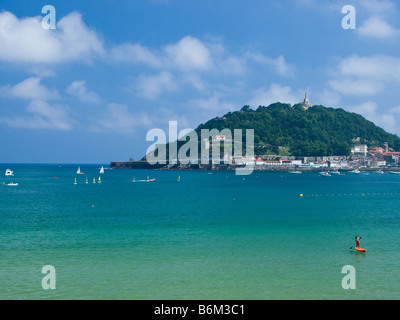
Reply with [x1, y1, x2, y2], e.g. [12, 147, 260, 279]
[351, 144, 368, 156]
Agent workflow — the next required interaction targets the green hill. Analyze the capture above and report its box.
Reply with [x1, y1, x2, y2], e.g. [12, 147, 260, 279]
[195, 103, 400, 157]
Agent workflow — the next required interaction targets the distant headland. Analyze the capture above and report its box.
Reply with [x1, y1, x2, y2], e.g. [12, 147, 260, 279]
[111, 99, 400, 172]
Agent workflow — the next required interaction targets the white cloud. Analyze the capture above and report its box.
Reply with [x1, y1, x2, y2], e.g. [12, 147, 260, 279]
[111, 36, 212, 72]
[246, 52, 295, 77]
[327, 55, 400, 99]
[357, 0, 397, 16]
[188, 94, 236, 112]
[348, 101, 398, 133]
[248, 84, 303, 108]
[0, 77, 60, 101]
[389, 105, 400, 114]
[358, 17, 400, 39]
[111, 35, 296, 81]
[164, 36, 212, 71]
[328, 78, 384, 96]
[0, 11, 104, 64]
[66, 80, 102, 104]
[315, 89, 341, 108]
[349, 101, 378, 116]
[111, 43, 161, 67]
[337, 55, 400, 80]
[0, 100, 74, 130]
[91, 103, 152, 133]
[135, 71, 178, 99]
[182, 74, 209, 93]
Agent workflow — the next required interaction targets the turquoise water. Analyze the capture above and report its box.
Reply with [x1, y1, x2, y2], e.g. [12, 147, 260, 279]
[1, 164, 399, 300]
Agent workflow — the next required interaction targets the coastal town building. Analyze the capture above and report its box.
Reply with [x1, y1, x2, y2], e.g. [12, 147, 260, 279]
[370, 147, 384, 154]
[351, 144, 368, 156]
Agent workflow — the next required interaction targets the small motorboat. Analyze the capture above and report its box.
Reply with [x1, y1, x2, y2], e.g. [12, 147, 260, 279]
[319, 172, 331, 177]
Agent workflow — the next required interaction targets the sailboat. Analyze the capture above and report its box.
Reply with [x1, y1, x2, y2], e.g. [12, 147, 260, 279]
[77, 166, 84, 174]
[85, 177, 88, 184]
[98, 176, 101, 184]
[132, 176, 155, 182]
[93, 177, 96, 184]
[74, 178, 77, 185]
[100, 166, 104, 174]
[177, 175, 181, 182]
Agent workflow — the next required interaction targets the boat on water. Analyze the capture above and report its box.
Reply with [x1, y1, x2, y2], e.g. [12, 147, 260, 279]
[349, 169, 360, 174]
[100, 166, 104, 174]
[5, 169, 14, 176]
[389, 171, 400, 175]
[73, 178, 77, 185]
[132, 176, 156, 182]
[289, 171, 302, 174]
[374, 170, 385, 174]
[330, 171, 341, 175]
[98, 176, 101, 184]
[93, 178, 96, 184]
[77, 167, 85, 175]
[7, 182, 18, 186]
[319, 172, 331, 177]
[85, 177, 88, 184]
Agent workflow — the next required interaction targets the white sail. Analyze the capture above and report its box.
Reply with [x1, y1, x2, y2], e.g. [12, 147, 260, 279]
[100, 166, 104, 174]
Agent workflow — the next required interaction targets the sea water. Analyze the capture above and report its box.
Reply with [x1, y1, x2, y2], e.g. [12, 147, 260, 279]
[0, 164, 399, 300]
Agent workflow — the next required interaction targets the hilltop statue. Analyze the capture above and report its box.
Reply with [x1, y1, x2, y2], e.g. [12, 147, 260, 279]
[301, 92, 312, 110]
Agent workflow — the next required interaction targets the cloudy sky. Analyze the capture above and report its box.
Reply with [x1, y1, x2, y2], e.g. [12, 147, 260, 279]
[1, 0, 400, 163]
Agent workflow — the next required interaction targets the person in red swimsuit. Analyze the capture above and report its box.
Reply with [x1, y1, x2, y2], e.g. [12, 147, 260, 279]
[355, 236, 361, 248]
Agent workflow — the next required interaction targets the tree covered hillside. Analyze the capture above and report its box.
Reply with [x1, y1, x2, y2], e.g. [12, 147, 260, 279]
[195, 103, 400, 157]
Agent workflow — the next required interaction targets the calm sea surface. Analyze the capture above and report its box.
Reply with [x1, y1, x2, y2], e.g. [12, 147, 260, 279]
[0, 164, 399, 300]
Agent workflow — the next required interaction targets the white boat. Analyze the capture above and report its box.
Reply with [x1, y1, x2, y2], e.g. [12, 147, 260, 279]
[77, 166, 84, 175]
[73, 178, 77, 185]
[98, 176, 101, 184]
[289, 171, 302, 174]
[330, 171, 341, 175]
[349, 169, 360, 174]
[374, 170, 384, 174]
[389, 171, 400, 175]
[5, 169, 14, 176]
[319, 172, 331, 177]
[100, 166, 104, 174]
[7, 182, 18, 186]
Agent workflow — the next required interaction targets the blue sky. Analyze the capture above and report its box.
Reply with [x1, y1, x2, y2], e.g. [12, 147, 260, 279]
[1, 0, 400, 163]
